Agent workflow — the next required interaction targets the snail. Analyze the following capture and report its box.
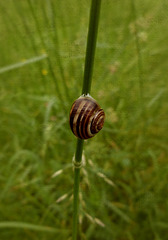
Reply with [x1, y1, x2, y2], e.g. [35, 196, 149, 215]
[69, 95, 105, 139]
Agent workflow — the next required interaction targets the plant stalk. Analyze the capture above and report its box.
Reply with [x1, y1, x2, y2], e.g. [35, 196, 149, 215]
[72, 1, 102, 239]
[72, 139, 84, 240]
[82, 0, 102, 95]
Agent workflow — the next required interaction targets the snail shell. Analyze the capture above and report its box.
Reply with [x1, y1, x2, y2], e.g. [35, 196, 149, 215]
[69, 95, 105, 139]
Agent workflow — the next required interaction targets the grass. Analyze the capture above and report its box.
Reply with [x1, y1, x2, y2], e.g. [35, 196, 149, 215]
[0, 0, 168, 239]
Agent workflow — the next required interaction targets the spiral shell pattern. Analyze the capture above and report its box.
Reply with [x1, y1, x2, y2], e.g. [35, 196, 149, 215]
[69, 96, 105, 139]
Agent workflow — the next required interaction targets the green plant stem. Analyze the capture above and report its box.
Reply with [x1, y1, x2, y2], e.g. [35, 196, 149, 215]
[72, 1, 102, 239]
[82, 0, 102, 95]
[72, 139, 84, 240]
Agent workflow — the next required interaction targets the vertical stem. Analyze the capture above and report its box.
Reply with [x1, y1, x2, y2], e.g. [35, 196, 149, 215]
[82, 0, 102, 95]
[72, 1, 102, 240]
[72, 139, 84, 240]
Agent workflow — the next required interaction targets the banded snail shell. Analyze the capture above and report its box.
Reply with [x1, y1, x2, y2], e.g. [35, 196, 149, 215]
[69, 95, 105, 139]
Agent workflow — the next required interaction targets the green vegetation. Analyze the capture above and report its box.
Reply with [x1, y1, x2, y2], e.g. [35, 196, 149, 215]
[0, 0, 167, 239]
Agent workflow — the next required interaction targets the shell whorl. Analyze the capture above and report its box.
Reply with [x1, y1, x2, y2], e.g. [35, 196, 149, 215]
[69, 96, 105, 139]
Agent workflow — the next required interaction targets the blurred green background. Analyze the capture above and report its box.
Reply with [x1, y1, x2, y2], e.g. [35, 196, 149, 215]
[0, 0, 167, 239]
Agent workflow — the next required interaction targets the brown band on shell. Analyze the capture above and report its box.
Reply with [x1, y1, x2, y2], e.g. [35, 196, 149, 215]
[91, 109, 105, 134]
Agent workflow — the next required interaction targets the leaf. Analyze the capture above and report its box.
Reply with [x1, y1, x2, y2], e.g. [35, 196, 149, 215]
[0, 221, 65, 233]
